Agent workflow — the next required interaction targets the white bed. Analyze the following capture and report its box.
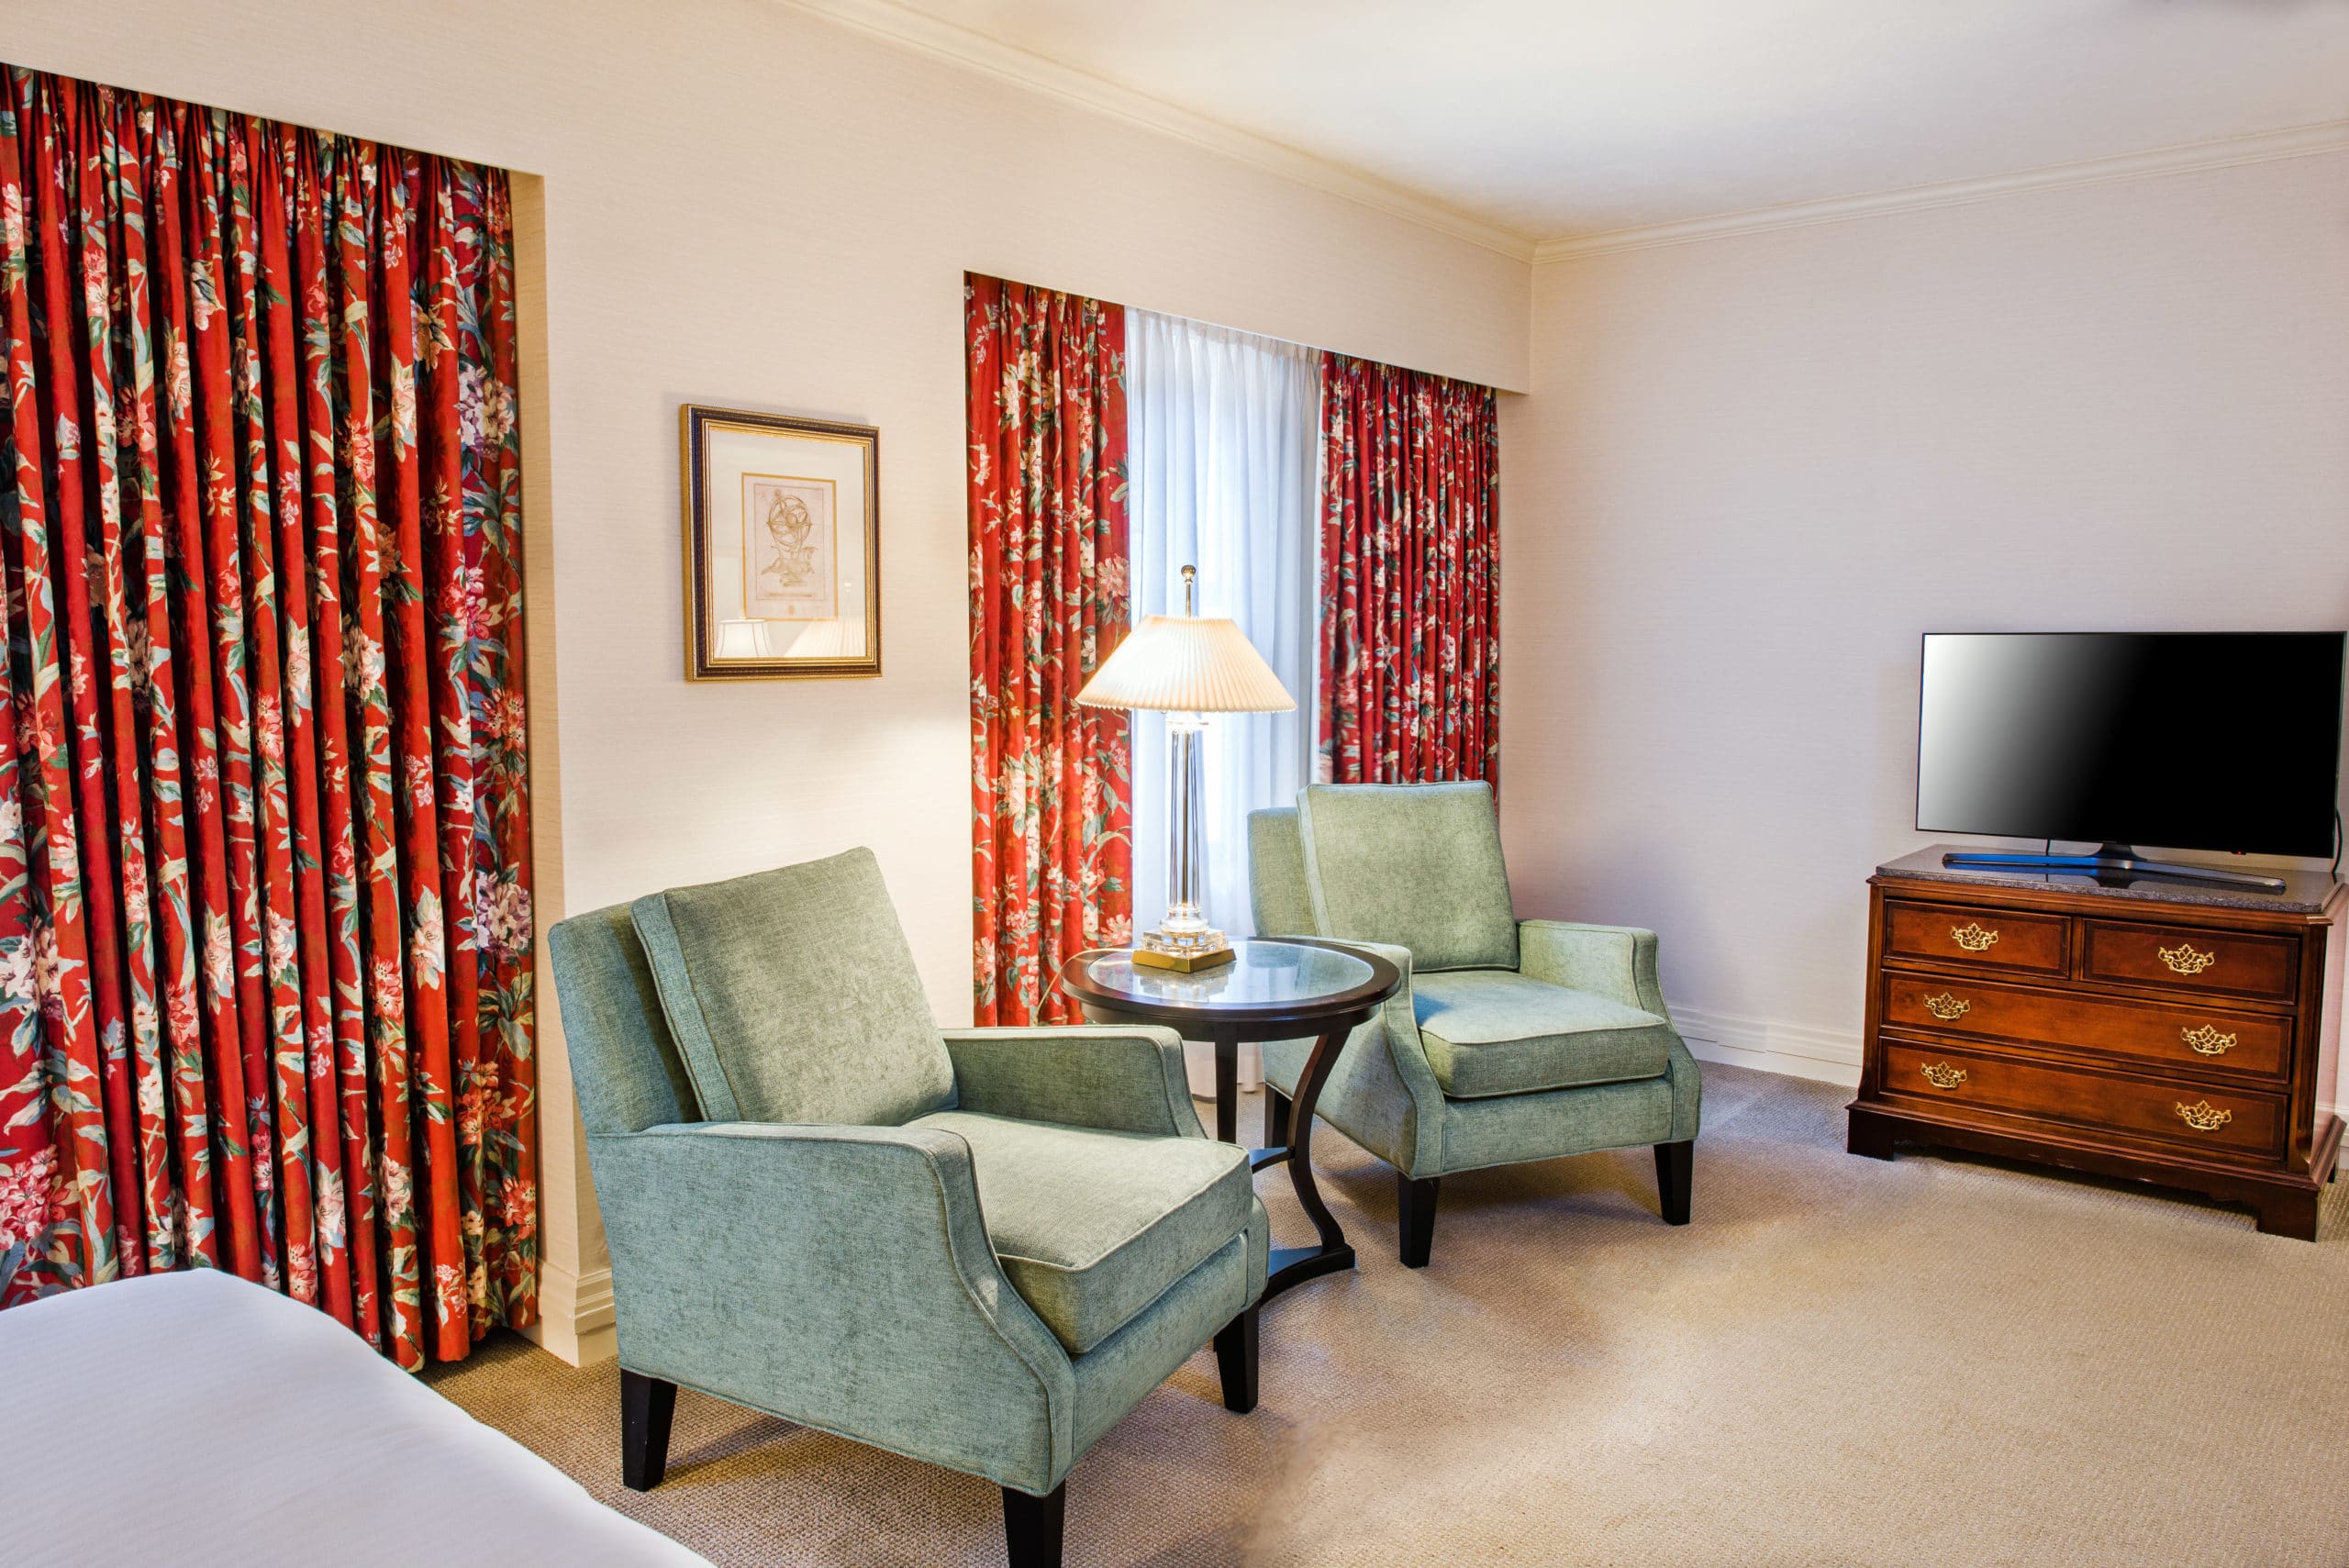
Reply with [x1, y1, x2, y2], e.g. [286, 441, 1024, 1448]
[0, 1270, 707, 1567]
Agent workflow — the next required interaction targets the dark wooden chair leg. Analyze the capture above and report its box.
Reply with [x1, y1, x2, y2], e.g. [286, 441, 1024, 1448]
[1654, 1140, 1694, 1226]
[1213, 1307, 1259, 1414]
[1002, 1482, 1067, 1568]
[1266, 1084, 1292, 1147]
[619, 1369, 677, 1492]
[1397, 1173, 1440, 1268]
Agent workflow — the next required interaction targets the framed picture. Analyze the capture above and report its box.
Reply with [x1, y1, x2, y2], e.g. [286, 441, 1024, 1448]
[679, 404, 881, 680]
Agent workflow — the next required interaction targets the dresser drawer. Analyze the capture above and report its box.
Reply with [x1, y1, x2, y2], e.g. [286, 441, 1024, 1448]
[1880, 1040, 2285, 1159]
[2079, 920, 2298, 1005]
[1882, 899, 2067, 976]
[1880, 973, 2290, 1081]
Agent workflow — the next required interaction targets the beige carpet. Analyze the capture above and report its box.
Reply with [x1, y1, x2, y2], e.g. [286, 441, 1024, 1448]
[425, 1064, 2349, 1567]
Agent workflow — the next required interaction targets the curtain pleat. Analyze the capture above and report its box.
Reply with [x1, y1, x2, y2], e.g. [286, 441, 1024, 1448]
[1317, 354, 1500, 787]
[0, 64, 536, 1366]
[965, 273, 1132, 1026]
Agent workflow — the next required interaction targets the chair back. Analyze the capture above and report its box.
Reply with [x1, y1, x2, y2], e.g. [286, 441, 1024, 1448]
[628, 848, 956, 1127]
[1247, 807, 1316, 937]
[546, 904, 702, 1135]
[1296, 782, 1519, 973]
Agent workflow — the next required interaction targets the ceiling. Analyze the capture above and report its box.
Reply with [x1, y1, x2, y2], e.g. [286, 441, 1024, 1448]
[828, 0, 2349, 244]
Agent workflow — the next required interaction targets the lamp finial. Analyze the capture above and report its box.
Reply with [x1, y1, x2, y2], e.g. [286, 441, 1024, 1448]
[1181, 563, 1197, 617]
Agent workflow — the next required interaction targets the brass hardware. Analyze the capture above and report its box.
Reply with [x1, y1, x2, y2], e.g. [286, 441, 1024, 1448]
[1920, 1062, 1968, 1090]
[2179, 1024, 2236, 1057]
[2174, 1099, 2232, 1132]
[1949, 922, 1999, 952]
[2158, 942, 2216, 975]
[1921, 993, 1972, 1021]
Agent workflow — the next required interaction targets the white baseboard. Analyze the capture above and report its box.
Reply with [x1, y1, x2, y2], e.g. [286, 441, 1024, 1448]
[1668, 1002, 1863, 1090]
[524, 1262, 616, 1367]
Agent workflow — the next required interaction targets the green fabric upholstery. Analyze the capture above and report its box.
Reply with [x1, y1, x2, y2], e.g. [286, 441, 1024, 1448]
[911, 1111, 1252, 1354]
[1440, 1070, 1678, 1174]
[941, 1028, 1202, 1139]
[1072, 1203, 1266, 1454]
[1412, 970, 1674, 1098]
[1297, 783, 1519, 973]
[1259, 935, 1442, 1175]
[1247, 807, 1314, 938]
[545, 905, 701, 1135]
[548, 862, 1268, 1506]
[583, 1118, 1073, 1490]
[1246, 790, 1702, 1193]
[1519, 920, 1672, 1018]
[629, 848, 955, 1128]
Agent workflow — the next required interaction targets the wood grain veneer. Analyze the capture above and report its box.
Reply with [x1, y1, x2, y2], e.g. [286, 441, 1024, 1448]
[1851, 851, 2346, 1239]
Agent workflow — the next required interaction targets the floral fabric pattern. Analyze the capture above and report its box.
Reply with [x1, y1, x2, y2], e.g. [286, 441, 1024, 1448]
[965, 275, 1132, 1025]
[0, 65, 536, 1366]
[1318, 354, 1500, 786]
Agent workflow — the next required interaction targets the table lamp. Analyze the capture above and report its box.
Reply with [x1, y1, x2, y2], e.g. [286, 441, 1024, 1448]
[1076, 565, 1295, 971]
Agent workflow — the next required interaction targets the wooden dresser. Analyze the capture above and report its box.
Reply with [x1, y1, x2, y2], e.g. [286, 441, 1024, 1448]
[1850, 849, 2344, 1238]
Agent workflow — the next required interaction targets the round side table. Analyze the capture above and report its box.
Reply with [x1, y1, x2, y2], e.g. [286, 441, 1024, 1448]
[1058, 939, 1400, 1303]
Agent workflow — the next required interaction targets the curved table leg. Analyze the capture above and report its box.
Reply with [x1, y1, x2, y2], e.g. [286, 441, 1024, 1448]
[1262, 1023, 1357, 1302]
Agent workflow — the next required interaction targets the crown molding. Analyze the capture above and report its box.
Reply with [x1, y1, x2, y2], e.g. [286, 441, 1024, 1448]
[1532, 120, 2349, 264]
[773, 0, 1537, 262]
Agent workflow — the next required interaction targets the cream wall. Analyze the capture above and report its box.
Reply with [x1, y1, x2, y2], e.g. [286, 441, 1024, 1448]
[0, 0, 1530, 1360]
[1500, 150, 2349, 1087]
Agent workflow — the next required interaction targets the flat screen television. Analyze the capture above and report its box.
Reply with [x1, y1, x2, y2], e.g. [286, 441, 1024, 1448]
[1917, 631, 2346, 892]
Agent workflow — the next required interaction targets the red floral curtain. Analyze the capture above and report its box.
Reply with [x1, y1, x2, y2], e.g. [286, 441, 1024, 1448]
[0, 65, 536, 1367]
[1318, 354, 1500, 785]
[965, 274, 1132, 1025]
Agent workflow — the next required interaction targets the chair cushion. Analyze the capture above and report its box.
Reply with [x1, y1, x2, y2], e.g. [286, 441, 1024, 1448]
[629, 848, 955, 1128]
[1297, 783, 1518, 972]
[1412, 970, 1673, 1099]
[909, 1111, 1252, 1355]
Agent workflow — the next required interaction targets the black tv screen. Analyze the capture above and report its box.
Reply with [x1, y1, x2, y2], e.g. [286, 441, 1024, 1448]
[1917, 632, 2346, 859]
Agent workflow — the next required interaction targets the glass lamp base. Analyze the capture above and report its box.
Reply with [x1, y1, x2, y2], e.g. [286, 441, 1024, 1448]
[1132, 926, 1236, 973]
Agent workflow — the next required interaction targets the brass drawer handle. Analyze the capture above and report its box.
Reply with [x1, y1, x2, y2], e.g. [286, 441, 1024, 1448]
[1921, 992, 1972, 1021]
[2174, 1099, 2232, 1132]
[1949, 922, 1999, 952]
[1920, 1062, 1968, 1090]
[2158, 942, 2216, 975]
[2180, 1024, 2236, 1057]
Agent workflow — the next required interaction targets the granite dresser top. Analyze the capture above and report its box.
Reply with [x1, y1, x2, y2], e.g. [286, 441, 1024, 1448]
[1876, 845, 2344, 916]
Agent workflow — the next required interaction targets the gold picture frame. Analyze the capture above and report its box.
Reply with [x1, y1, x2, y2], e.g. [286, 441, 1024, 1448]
[680, 404, 881, 680]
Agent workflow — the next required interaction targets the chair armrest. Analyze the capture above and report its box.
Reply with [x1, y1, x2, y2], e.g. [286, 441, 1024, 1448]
[585, 1119, 1075, 1493]
[1278, 936, 1446, 1175]
[1325, 937, 1441, 1094]
[941, 1027, 1203, 1138]
[1519, 921, 1670, 1018]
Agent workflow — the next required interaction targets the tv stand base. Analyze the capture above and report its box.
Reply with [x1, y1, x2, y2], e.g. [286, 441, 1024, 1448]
[1942, 842, 2287, 895]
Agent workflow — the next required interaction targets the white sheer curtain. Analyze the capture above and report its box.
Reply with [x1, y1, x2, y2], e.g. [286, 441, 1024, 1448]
[1128, 311, 1319, 1089]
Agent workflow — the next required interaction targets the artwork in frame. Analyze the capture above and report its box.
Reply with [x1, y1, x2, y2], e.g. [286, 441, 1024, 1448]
[680, 404, 881, 679]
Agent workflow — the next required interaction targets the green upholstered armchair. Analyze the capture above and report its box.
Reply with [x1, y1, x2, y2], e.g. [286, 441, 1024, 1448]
[1248, 783, 1701, 1267]
[546, 848, 1268, 1568]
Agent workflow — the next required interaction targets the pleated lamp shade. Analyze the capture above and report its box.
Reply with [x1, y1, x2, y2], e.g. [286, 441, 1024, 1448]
[1075, 614, 1296, 713]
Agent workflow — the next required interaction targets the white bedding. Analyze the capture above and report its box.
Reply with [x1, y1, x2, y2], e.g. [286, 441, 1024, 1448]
[0, 1270, 707, 1567]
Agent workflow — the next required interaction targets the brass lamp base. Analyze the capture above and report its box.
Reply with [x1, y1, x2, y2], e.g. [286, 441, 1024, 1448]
[1131, 928, 1236, 973]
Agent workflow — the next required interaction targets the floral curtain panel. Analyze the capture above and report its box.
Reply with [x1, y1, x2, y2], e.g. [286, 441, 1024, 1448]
[0, 65, 535, 1366]
[965, 274, 1132, 1025]
[1318, 354, 1500, 786]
